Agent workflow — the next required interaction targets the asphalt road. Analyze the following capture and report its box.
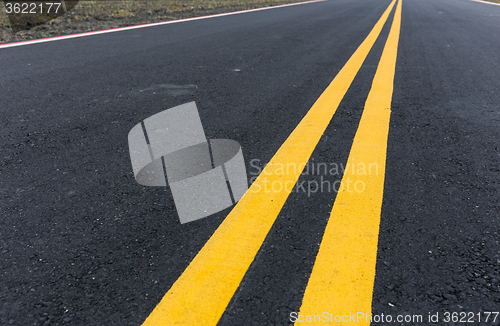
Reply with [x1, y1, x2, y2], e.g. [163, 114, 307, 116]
[1, 0, 500, 325]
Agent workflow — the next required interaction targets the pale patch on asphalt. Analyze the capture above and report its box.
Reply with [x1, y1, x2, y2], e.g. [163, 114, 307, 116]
[135, 84, 198, 97]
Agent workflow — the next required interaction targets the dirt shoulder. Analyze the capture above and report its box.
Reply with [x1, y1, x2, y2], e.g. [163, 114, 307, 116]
[1, 0, 311, 44]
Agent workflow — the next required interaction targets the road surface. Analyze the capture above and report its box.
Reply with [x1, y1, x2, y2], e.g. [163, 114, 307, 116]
[1, 0, 500, 324]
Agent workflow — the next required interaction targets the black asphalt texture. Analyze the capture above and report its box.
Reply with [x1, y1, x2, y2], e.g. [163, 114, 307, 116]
[1, 0, 500, 325]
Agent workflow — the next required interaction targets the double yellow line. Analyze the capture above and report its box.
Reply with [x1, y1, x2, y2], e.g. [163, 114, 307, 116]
[142, 0, 402, 324]
[297, 0, 402, 323]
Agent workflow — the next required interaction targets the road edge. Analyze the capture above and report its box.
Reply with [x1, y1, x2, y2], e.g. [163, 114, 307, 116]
[0, 0, 325, 49]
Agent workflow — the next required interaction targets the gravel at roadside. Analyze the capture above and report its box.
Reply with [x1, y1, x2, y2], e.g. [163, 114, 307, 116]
[0, 0, 310, 44]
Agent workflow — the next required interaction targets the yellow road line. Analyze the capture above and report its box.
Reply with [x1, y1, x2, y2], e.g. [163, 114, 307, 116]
[296, 0, 402, 324]
[142, 1, 397, 324]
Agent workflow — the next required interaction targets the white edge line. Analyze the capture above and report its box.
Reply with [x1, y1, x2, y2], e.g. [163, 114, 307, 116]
[467, 0, 500, 6]
[0, 0, 326, 49]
